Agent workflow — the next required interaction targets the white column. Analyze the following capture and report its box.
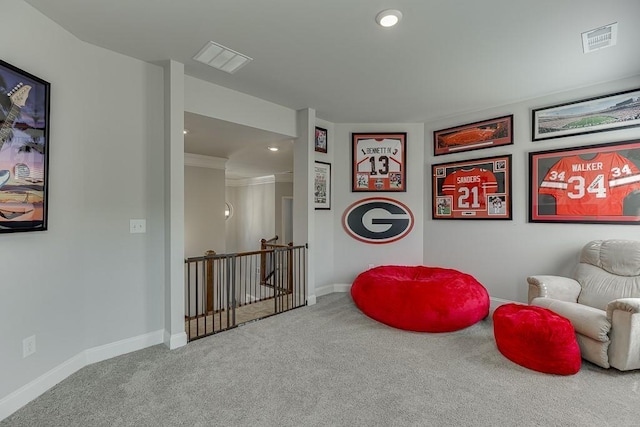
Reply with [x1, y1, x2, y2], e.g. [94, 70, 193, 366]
[294, 108, 316, 304]
[163, 60, 187, 348]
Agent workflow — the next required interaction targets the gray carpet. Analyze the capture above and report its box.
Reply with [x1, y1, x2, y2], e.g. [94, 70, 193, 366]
[3, 293, 639, 426]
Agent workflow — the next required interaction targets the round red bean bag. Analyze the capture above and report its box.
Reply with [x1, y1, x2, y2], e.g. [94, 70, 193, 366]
[350, 265, 489, 332]
[493, 303, 581, 375]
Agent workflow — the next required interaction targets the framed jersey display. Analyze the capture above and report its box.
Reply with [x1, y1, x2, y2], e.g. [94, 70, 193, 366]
[352, 132, 406, 192]
[431, 154, 512, 220]
[529, 139, 640, 224]
[433, 115, 513, 156]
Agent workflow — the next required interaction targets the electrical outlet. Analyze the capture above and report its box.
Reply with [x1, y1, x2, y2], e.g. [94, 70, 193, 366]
[23, 335, 36, 358]
[129, 219, 146, 234]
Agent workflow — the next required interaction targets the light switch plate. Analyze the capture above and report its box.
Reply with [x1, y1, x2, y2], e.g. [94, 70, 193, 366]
[130, 219, 146, 234]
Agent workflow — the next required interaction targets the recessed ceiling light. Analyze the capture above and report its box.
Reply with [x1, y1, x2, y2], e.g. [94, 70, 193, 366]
[376, 9, 402, 28]
[268, 146, 279, 152]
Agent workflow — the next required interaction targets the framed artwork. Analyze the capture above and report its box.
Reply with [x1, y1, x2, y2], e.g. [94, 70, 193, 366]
[352, 132, 406, 192]
[0, 60, 50, 233]
[314, 161, 331, 210]
[532, 88, 640, 141]
[433, 115, 513, 156]
[432, 154, 512, 220]
[315, 126, 327, 153]
[529, 139, 640, 224]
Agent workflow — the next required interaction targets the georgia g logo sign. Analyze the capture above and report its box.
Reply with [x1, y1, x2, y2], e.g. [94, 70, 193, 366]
[342, 197, 414, 244]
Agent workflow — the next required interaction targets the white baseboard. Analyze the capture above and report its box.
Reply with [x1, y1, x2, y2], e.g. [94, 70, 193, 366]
[86, 330, 164, 364]
[316, 283, 351, 297]
[0, 352, 85, 421]
[0, 329, 164, 421]
[164, 330, 188, 350]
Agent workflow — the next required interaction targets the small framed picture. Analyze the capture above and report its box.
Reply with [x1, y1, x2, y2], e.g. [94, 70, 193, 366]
[529, 139, 640, 224]
[431, 154, 512, 220]
[314, 161, 331, 210]
[315, 127, 327, 153]
[352, 132, 406, 192]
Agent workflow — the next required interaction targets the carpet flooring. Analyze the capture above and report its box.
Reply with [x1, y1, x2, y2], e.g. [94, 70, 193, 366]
[3, 293, 639, 426]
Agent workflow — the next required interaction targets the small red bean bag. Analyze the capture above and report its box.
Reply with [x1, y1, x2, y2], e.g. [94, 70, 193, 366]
[351, 265, 489, 332]
[493, 303, 581, 375]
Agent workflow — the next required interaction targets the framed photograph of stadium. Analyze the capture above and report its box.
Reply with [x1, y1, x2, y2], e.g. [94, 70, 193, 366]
[529, 139, 640, 224]
[314, 161, 331, 210]
[352, 132, 406, 192]
[315, 126, 328, 153]
[0, 60, 50, 233]
[431, 154, 512, 220]
[433, 115, 513, 156]
[532, 88, 640, 141]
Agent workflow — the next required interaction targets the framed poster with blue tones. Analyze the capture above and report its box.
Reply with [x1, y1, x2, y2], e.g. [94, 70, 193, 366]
[0, 60, 50, 233]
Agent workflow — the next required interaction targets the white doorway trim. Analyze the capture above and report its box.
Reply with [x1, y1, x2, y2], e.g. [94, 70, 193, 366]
[281, 196, 293, 245]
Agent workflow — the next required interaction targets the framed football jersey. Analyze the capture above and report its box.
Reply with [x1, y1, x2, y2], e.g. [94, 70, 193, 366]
[431, 154, 512, 220]
[352, 133, 406, 192]
[529, 139, 640, 224]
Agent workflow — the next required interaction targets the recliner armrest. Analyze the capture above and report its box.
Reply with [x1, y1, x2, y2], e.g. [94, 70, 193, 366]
[527, 275, 581, 304]
[606, 298, 640, 371]
[606, 298, 640, 320]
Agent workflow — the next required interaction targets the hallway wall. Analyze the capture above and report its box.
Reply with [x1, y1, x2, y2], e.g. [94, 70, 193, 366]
[1, 0, 165, 405]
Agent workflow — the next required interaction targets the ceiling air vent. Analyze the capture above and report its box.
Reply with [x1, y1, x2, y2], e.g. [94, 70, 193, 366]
[193, 41, 253, 74]
[582, 23, 618, 53]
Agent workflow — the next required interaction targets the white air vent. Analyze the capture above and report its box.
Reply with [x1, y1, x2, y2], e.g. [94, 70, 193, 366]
[582, 22, 618, 53]
[193, 41, 253, 74]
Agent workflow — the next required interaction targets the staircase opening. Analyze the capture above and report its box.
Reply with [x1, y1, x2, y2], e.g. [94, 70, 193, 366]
[184, 237, 306, 341]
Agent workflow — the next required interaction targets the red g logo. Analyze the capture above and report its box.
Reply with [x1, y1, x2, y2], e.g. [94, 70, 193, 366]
[342, 197, 414, 244]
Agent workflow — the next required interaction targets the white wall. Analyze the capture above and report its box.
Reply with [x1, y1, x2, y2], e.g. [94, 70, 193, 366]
[1, 0, 165, 409]
[313, 119, 335, 290]
[184, 164, 226, 257]
[274, 179, 293, 243]
[225, 179, 276, 253]
[184, 76, 296, 138]
[423, 75, 640, 304]
[330, 123, 426, 284]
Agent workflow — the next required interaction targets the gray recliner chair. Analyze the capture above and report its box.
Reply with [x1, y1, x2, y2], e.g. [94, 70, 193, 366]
[527, 239, 640, 370]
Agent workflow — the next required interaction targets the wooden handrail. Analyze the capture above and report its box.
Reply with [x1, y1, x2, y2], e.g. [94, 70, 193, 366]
[261, 235, 278, 246]
[198, 240, 295, 315]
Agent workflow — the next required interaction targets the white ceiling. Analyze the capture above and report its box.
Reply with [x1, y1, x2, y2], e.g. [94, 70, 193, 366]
[184, 113, 294, 180]
[24, 0, 640, 177]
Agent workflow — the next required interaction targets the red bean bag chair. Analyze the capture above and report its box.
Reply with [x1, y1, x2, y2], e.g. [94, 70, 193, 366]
[351, 265, 489, 332]
[493, 303, 581, 375]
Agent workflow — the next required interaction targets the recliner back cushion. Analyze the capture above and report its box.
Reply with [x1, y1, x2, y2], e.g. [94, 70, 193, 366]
[575, 264, 640, 310]
[576, 240, 640, 310]
[580, 240, 640, 276]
